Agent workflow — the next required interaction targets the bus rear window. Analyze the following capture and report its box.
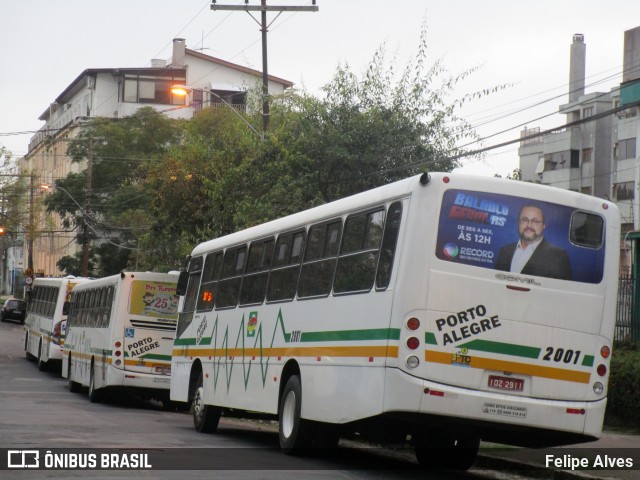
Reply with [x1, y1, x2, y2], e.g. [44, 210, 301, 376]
[436, 189, 607, 284]
[570, 211, 604, 249]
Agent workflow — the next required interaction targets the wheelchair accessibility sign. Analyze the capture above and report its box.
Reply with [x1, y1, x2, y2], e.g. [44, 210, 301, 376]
[125, 328, 135, 338]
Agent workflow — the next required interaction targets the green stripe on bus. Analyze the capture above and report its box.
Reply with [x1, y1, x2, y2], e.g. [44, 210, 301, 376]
[301, 328, 400, 342]
[175, 328, 400, 346]
[459, 339, 541, 359]
[142, 353, 172, 362]
[425, 332, 438, 345]
[582, 355, 595, 367]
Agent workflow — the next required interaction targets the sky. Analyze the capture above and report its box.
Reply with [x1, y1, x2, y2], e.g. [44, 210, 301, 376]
[1, 0, 639, 177]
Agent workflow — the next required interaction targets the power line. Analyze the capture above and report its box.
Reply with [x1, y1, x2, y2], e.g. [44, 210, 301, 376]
[210, 0, 319, 132]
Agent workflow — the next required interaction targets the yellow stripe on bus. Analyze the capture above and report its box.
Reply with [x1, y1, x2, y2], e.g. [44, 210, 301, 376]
[173, 345, 400, 359]
[67, 352, 169, 369]
[425, 350, 591, 384]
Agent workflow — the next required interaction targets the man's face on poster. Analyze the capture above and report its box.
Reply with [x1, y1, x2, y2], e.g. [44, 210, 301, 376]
[518, 206, 545, 244]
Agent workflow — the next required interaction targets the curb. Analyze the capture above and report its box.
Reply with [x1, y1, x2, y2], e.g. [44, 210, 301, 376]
[476, 453, 618, 480]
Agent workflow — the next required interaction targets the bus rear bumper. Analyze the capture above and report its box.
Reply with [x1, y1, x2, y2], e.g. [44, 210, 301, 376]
[384, 368, 606, 447]
[109, 366, 171, 391]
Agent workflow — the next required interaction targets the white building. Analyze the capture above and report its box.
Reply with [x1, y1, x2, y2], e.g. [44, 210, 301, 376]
[518, 27, 640, 272]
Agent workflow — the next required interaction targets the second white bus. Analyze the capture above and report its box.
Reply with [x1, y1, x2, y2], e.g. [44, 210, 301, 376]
[170, 172, 619, 469]
[62, 272, 179, 406]
[24, 276, 92, 371]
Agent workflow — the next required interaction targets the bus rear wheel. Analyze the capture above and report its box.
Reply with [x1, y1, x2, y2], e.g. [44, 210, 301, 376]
[278, 375, 316, 454]
[37, 340, 47, 371]
[414, 432, 479, 470]
[24, 334, 33, 360]
[67, 356, 81, 393]
[193, 373, 220, 433]
[88, 363, 103, 403]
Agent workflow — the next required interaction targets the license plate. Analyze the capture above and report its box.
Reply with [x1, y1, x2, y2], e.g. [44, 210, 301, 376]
[488, 375, 524, 391]
[154, 366, 171, 375]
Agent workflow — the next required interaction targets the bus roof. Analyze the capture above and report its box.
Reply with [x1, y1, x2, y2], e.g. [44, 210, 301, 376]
[190, 172, 619, 257]
[68, 272, 178, 291]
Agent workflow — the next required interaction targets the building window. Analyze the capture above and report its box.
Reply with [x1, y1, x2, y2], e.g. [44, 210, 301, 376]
[122, 75, 186, 105]
[614, 181, 635, 201]
[543, 150, 579, 170]
[614, 138, 637, 161]
[583, 107, 594, 118]
[581, 148, 592, 163]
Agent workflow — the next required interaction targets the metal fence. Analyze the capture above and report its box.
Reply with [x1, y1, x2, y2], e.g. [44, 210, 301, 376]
[615, 273, 635, 343]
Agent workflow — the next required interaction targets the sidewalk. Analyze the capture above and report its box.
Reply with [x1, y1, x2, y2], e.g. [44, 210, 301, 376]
[476, 429, 640, 479]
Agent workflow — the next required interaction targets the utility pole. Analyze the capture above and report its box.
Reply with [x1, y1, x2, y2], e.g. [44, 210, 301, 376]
[210, 0, 318, 133]
[81, 137, 93, 277]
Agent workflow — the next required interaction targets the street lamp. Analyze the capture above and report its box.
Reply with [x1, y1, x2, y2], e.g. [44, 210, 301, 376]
[170, 84, 264, 141]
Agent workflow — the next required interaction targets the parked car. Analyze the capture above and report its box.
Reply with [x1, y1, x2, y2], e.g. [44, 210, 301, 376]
[1, 298, 26, 323]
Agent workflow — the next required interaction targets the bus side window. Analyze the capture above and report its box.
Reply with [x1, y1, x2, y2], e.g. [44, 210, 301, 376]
[216, 246, 247, 309]
[298, 220, 342, 298]
[334, 208, 385, 294]
[376, 201, 403, 290]
[239, 238, 274, 306]
[197, 252, 223, 312]
[176, 256, 203, 339]
[33, 287, 41, 316]
[267, 230, 305, 303]
[68, 293, 77, 327]
[105, 286, 114, 327]
[87, 290, 96, 328]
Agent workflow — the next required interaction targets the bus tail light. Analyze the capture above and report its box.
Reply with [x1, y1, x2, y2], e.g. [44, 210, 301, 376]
[406, 317, 420, 331]
[114, 339, 123, 368]
[597, 364, 607, 377]
[406, 337, 420, 350]
[600, 346, 610, 359]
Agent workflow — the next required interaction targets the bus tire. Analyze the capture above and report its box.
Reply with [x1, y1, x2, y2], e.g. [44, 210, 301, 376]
[193, 373, 220, 433]
[414, 432, 479, 470]
[25, 334, 33, 360]
[278, 375, 314, 454]
[67, 356, 81, 393]
[88, 363, 103, 403]
[37, 340, 47, 371]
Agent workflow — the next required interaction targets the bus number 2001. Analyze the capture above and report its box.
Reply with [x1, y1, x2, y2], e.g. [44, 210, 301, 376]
[542, 347, 582, 365]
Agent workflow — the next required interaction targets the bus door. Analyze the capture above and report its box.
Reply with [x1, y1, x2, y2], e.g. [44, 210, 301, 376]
[122, 280, 179, 376]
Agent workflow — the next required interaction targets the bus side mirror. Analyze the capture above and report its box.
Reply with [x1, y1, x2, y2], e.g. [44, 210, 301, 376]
[62, 301, 71, 316]
[176, 271, 189, 296]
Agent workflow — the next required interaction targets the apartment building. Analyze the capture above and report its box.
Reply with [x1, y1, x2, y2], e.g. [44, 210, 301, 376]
[9, 39, 292, 288]
[518, 27, 640, 272]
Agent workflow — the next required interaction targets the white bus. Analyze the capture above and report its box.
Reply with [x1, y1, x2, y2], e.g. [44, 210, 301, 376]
[170, 172, 619, 469]
[62, 272, 179, 406]
[24, 276, 92, 371]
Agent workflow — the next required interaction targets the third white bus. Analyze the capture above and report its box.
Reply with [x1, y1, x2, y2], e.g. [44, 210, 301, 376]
[24, 276, 92, 371]
[170, 172, 619, 469]
[62, 272, 179, 406]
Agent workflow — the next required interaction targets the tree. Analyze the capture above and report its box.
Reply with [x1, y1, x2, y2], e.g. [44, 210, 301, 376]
[230, 20, 501, 227]
[45, 107, 182, 275]
[139, 106, 264, 270]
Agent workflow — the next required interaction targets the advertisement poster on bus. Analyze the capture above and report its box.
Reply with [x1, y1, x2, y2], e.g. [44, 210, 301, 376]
[435, 189, 605, 284]
[129, 281, 179, 318]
